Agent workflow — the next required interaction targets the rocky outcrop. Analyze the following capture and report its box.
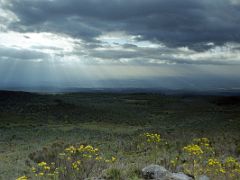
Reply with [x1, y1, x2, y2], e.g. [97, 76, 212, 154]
[85, 165, 209, 180]
[142, 165, 170, 179]
[142, 164, 193, 180]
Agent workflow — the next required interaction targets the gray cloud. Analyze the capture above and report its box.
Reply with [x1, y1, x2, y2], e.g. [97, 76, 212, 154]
[1, 0, 240, 91]
[3, 0, 240, 50]
[83, 43, 240, 66]
[0, 46, 49, 61]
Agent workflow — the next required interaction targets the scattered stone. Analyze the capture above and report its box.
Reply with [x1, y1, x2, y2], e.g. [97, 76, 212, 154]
[167, 172, 193, 180]
[142, 165, 193, 180]
[198, 175, 210, 180]
[142, 164, 170, 179]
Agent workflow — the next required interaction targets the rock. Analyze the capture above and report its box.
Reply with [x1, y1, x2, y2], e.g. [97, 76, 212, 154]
[167, 172, 193, 180]
[142, 165, 194, 180]
[142, 164, 170, 179]
[198, 175, 210, 180]
[175, 165, 184, 172]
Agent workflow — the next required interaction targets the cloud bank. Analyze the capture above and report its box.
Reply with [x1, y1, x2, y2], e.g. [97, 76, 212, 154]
[0, 0, 240, 89]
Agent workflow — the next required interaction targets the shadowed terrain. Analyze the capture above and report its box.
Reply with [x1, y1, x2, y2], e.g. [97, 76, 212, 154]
[0, 91, 240, 179]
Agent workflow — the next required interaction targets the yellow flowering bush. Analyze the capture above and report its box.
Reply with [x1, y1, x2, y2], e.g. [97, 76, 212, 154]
[223, 156, 240, 178]
[16, 135, 240, 180]
[17, 143, 116, 180]
[32, 161, 59, 178]
[59, 144, 117, 179]
[177, 138, 240, 179]
[206, 158, 226, 176]
[193, 138, 214, 156]
[139, 133, 163, 163]
[63, 144, 116, 163]
[182, 144, 204, 177]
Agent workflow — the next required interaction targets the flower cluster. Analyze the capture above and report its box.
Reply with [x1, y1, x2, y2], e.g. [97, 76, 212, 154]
[225, 156, 238, 167]
[193, 138, 214, 155]
[16, 176, 28, 180]
[32, 161, 59, 177]
[17, 143, 117, 180]
[180, 138, 240, 179]
[63, 144, 116, 163]
[65, 145, 99, 154]
[65, 145, 99, 157]
[72, 160, 81, 170]
[224, 156, 240, 178]
[183, 144, 203, 156]
[206, 158, 226, 175]
[208, 158, 221, 166]
[16, 136, 240, 180]
[143, 133, 161, 143]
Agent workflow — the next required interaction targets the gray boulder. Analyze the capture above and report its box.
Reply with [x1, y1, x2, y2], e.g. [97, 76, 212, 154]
[142, 164, 170, 179]
[142, 165, 193, 180]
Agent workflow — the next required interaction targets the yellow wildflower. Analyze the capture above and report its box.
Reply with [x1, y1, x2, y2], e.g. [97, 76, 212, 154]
[208, 158, 221, 166]
[183, 144, 203, 156]
[111, 156, 116, 162]
[95, 156, 103, 161]
[31, 167, 36, 172]
[225, 156, 237, 164]
[43, 166, 50, 170]
[16, 175, 28, 180]
[38, 172, 44, 176]
[144, 133, 161, 143]
[38, 162, 47, 167]
[65, 146, 76, 154]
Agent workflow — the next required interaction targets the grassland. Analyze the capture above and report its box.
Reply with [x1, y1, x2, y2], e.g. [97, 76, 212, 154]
[0, 91, 240, 179]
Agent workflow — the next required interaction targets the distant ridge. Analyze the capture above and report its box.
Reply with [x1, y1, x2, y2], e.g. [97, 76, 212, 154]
[0, 87, 240, 96]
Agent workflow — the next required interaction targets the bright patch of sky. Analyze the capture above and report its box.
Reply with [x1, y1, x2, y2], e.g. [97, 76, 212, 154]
[96, 32, 162, 48]
[0, 31, 79, 53]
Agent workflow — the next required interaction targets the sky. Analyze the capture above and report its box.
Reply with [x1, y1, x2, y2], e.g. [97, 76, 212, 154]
[0, 0, 240, 91]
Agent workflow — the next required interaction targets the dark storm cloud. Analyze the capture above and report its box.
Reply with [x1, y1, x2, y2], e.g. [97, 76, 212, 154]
[4, 0, 240, 50]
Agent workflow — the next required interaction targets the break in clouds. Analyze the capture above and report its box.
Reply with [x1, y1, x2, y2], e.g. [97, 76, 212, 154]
[0, 0, 240, 89]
